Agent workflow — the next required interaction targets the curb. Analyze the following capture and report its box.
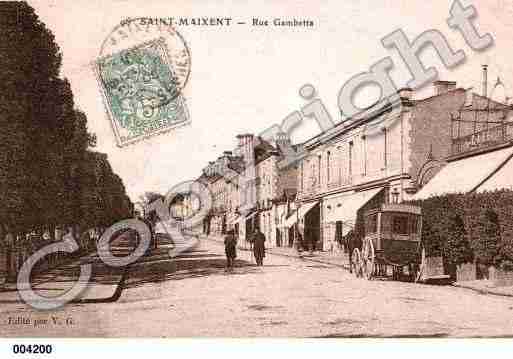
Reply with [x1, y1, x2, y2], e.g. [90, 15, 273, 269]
[452, 283, 513, 298]
[204, 236, 351, 271]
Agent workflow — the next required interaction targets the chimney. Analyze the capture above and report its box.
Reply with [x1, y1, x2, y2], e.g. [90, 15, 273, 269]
[433, 81, 456, 95]
[216, 157, 224, 173]
[398, 88, 413, 100]
[482, 64, 488, 97]
[275, 131, 292, 149]
[236, 133, 255, 166]
[221, 151, 232, 169]
[464, 87, 474, 107]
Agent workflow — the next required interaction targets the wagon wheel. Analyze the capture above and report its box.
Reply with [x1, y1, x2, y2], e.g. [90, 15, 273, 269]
[362, 238, 375, 280]
[352, 248, 362, 278]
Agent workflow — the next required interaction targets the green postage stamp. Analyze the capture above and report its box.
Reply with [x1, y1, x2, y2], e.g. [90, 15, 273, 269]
[96, 37, 190, 147]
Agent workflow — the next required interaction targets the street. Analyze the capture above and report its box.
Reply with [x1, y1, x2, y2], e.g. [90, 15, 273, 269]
[1, 236, 513, 337]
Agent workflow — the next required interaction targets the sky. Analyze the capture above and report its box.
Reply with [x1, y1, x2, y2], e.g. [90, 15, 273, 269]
[28, 0, 513, 201]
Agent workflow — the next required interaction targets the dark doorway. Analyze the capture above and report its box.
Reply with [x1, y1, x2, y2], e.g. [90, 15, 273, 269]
[288, 226, 295, 247]
[245, 217, 253, 242]
[335, 221, 345, 252]
[304, 203, 321, 251]
[276, 228, 282, 247]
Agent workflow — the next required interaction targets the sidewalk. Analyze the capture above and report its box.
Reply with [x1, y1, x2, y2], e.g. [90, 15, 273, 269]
[453, 280, 513, 298]
[204, 234, 350, 270]
[0, 231, 181, 304]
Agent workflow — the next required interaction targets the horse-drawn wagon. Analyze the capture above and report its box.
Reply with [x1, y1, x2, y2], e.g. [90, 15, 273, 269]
[351, 203, 422, 281]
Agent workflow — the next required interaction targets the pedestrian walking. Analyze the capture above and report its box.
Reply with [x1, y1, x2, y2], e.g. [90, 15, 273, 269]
[252, 228, 266, 266]
[224, 229, 237, 271]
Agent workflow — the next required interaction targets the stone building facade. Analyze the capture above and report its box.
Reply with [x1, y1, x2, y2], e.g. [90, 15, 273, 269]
[199, 133, 299, 248]
[254, 136, 298, 247]
[200, 151, 245, 236]
[198, 76, 508, 252]
[295, 81, 506, 250]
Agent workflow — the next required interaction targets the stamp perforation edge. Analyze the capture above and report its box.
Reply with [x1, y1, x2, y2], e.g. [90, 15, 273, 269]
[93, 36, 191, 147]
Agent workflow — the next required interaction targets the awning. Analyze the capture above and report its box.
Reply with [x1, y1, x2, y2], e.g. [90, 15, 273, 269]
[412, 146, 513, 200]
[234, 210, 258, 224]
[324, 187, 383, 234]
[298, 201, 319, 219]
[283, 201, 319, 229]
[477, 154, 513, 192]
[283, 210, 298, 228]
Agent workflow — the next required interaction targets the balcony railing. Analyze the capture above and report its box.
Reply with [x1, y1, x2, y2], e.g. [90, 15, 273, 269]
[451, 122, 513, 156]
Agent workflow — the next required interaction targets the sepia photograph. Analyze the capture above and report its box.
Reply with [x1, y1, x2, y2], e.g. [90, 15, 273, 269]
[1, 0, 513, 354]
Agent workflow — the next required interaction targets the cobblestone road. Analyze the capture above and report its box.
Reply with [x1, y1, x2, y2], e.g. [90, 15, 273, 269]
[1, 237, 513, 337]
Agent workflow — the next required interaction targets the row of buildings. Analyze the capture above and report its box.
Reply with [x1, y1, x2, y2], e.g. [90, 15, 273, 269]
[196, 67, 513, 251]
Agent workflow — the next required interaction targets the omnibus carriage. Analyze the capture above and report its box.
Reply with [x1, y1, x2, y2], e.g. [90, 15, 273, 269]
[352, 203, 422, 281]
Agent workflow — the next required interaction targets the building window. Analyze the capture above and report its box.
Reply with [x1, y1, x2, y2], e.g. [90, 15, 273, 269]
[327, 151, 331, 183]
[337, 146, 342, 183]
[383, 127, 388, 169]
[361, 135, 367, 176]
[318, 155, 321, 186]
[349, 141, 353, 180]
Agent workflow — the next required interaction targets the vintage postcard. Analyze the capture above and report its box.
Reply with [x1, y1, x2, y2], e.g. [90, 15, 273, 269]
[2, 0, 513, 352]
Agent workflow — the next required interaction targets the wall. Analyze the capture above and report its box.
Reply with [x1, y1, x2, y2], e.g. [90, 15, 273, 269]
[408, 89, 466, 184]
[256, 155, 277, 207]
[456, 262, 477, 282]
[493, 267, 513, 287]
[276, 163, 298, 195]
[298, 106, 408, 201]
[298, 88, 499, 204]
[274, 202, 289, 247]
[254, 156, 274, 246]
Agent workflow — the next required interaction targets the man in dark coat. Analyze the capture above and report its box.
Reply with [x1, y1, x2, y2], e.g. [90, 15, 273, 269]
[224, 229, 237, 271]
[252, 228, 266, 266]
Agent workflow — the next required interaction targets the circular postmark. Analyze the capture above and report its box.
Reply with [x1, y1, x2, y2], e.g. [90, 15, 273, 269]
[95, 18, 192, 146]
[99, 18, 191, 97]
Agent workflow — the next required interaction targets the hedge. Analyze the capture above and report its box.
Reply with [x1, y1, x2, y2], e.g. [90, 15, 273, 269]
[409, 189, 513, 271]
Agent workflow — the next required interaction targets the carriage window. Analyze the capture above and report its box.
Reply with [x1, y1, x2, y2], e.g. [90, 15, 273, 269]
[392, 216, 408, 234]
[410, 217, 418, 234]
[366, 214, 378, 234]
